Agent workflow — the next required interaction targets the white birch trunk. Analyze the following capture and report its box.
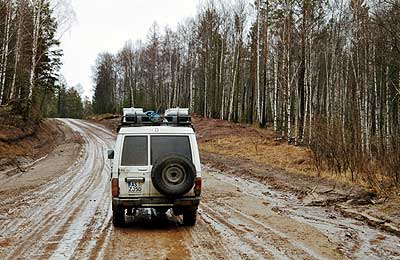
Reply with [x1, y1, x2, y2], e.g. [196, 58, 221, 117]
[362, 40, 370, 154]
[128, 56, 135, 107]
[324, 52, 329, 126]
[130, 73, 134, 108]
[282, 96, 286, 138]
[373, 45, 379, 140]
[311, 71, 319, 143]
[302, 50, 309, 140]
[28, 0, 43, 104]
[10, 11, 22, 101]
[168, 52, 173, 107]
[204, 66, 207, 117]
[273, 59, 278, 132]
[256, 0, 261, 123]
[220, 40, 225, 119]
[173, 59, 178, 107]
[385, 65, 390, 150]
[171, 67, 176, 107]
[286, 16, 292, 142]
[351, 51, 363, 151]
[295, 78, 299, 143]
[309, 71, 313, 144]
[364, 47, 370, 154]
[189, 65, 194, 112]
[307, 35, 314, 143]
[0, 3, 12, 104]
[287, 63, 291, 142]
[228, 35, 239, 122]
[357, 50, 365, 153]
[342, 54, 349, 143]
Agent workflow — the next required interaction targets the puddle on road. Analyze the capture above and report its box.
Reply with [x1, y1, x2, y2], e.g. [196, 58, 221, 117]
[204, 166, 400, 260]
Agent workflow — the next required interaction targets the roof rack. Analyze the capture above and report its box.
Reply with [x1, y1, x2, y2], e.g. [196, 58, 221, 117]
[120, 107, 192, 128]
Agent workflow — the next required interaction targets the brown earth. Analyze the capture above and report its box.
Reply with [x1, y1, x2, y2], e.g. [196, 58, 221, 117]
[0, 119, 83, 193]
[0, 114, 77, 173]
[1, 119, 399, 259]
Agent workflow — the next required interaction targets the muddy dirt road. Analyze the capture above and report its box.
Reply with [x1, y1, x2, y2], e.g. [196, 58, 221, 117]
[0, 119, 399, 260]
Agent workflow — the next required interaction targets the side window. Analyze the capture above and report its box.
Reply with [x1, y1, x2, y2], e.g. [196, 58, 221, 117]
[151, 136, 192, 164]
[121, 136, 148, 166]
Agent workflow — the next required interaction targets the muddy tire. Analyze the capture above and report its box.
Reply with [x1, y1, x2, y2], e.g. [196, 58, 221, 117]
[155, 208, 168, 217]
[183, 210, 197, 226]
[113, 206, 125, 227]
[172, 207, 183, 216]
[151, 154, 196, 197]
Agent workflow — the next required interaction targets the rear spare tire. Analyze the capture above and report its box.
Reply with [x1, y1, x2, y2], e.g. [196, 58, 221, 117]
[151, 154, 196, 197]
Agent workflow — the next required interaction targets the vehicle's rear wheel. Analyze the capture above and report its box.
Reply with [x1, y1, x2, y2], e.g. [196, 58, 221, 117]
[155, 208, 168, 217]
[126, 208, 136, 216]
[172, 207, 183, 216]
[183, 209, 197, 226]
[113, 206, 125, 227]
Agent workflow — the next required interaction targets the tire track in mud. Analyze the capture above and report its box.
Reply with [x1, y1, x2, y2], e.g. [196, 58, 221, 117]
[182, 214, 233, 260]
[0, 119, 114, 260]
[200, 206, 277, 259]
[47, 119, 114, 259]
[200, 195, 321, 259]
[198, 172, 321, 260]
[202, 168, 400, 260]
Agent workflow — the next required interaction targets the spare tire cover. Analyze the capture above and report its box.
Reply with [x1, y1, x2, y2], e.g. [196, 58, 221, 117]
[151, 154, 196, 197]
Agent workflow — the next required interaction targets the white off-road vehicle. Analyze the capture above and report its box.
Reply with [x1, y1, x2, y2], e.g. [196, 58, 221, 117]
[108, 108, 201, 227]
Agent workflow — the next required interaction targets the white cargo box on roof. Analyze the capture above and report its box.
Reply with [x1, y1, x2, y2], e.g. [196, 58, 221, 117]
[123, 107, 144, 116]
[122, 108, 145, 123]
[165, 108, 189, 117]
[164, 108, 191, 125]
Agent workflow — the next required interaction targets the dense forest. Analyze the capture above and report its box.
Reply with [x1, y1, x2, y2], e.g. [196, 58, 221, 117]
[0, 0, 82, 119]
[92, 0, 400, 187]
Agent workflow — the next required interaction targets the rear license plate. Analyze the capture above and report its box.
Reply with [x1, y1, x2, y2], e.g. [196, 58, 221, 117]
[128, 181, 143, 194]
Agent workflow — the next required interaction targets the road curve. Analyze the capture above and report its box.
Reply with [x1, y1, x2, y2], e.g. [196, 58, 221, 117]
[0, 119, 399, 260]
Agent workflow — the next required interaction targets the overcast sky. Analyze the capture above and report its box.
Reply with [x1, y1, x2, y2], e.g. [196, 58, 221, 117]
[60, 0, 199, 98]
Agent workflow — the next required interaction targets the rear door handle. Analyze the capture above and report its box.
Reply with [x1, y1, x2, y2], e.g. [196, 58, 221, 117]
[138, 168, 147, 171]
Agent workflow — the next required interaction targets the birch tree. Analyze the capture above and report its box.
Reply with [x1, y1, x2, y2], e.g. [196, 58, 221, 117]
[0, 0, 12, 104]
[89, 0, 400, 185]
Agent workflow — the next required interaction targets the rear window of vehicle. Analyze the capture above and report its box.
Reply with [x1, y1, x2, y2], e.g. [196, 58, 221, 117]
[121, 136, 148, 166]
[151, 136, 192, 164]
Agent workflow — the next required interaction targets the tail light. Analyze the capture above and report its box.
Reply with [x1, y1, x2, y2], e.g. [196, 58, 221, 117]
[194, 177, 202, 196]
[111, 178, 119, 197]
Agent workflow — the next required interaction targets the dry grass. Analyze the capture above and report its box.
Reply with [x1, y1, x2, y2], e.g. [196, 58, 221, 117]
[194, 116, 318, 178]
[194, 117, 390, 191]
[199, 135, 385, 190]
[200, 135, 314, 174]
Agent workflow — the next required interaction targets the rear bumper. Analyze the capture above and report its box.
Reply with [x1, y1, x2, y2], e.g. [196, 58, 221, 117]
[112, 196, 200, 210]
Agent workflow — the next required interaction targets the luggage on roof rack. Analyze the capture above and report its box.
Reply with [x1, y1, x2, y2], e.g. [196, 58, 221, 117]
[164, 108, 191, 125]
[120, 107, 192, 127]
